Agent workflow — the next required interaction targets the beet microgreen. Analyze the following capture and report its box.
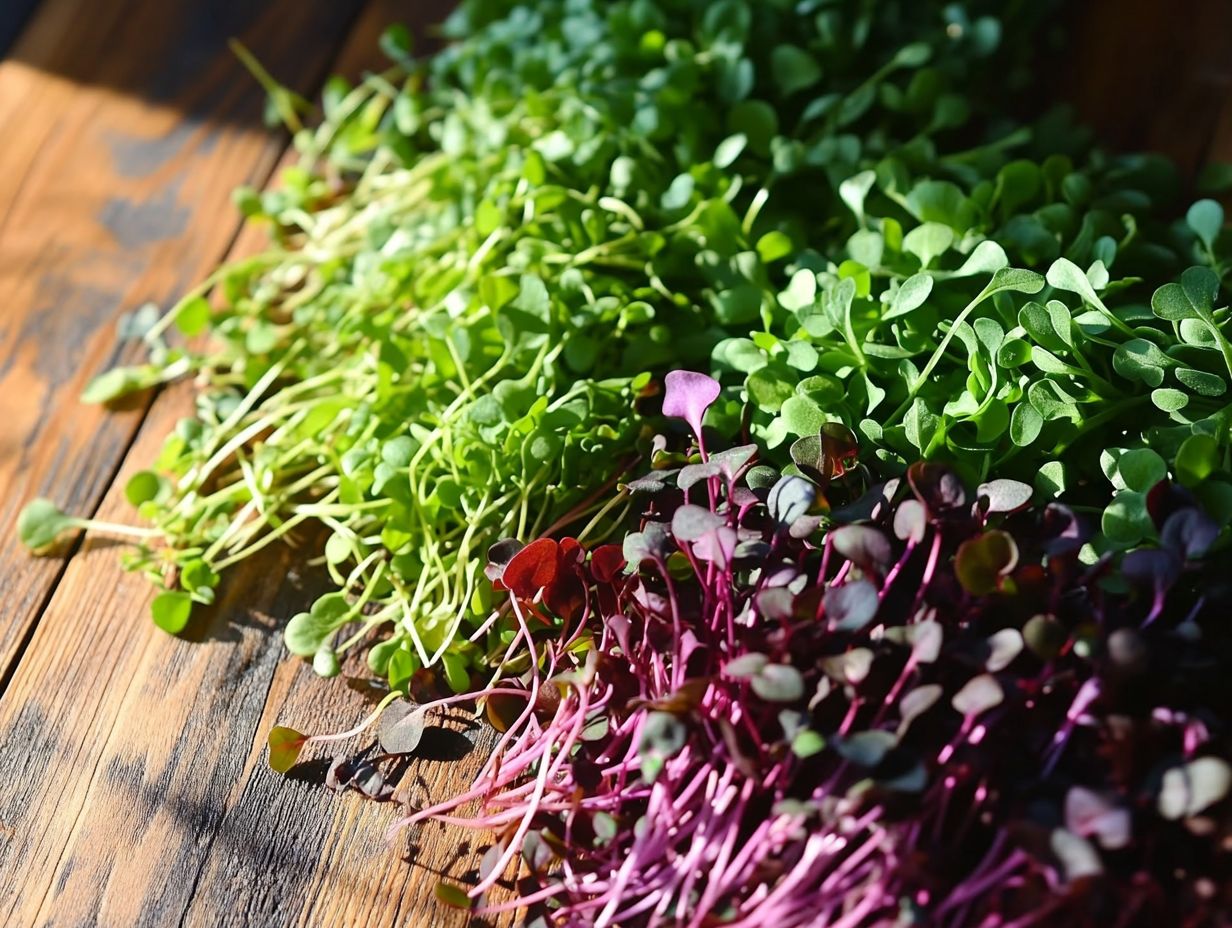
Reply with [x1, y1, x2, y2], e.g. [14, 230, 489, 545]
[368, 378, 1232, 926]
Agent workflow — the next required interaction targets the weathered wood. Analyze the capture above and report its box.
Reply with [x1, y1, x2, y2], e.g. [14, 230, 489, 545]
[1064, 0, 1232, 179]
[0, 0, 369, 684]
[0, 2, 511, 926]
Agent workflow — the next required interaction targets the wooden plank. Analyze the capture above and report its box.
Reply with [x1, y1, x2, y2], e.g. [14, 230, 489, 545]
[1064, 0, 1232, 178]
[0, 0, 369, 683]
[0, 2, 511, 925]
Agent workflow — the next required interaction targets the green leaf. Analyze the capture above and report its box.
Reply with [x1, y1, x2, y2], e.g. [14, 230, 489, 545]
[952, 240, 1009, 277]
[1176, 434, 1219, 487]
[150, 591, 193, 634]
[1113, 339, 1169, 387]
[781, 395, 826, 437]
[285, 610, 339, 657]
[1009, 403, 1042, 446]
[747, 368, 795, 412]
[1116, 448, 1166, 493]
[17, 498, 77, 551]
[902, 222, 953, 269]
[1151, 388, 1189, 412]
[839, 171, 876, 224]
[770, 45, 822, 95]
[81, 366, 158, 404]
[791, 729, 826, 758]
[1176, 368, 1226, 397]
[174, 296, 211, 337]
[267, 726, 308, 774]
[1187, 199, 1224, 251]
[1045, 257, 1101, 306]
[756, 230, 793, 263]
[955, 530, 1018, 595]
[124, 471, 162, 507]
[714, 133, 747, 169]
[904, 398, 939, 452]
[885, 273, 933, 320]
[511, 274, 551, 323]
[1102, 491, 1151, 546]
[981, 266, 1045, 299]
[997, 338, 1032, 367]
[1153, 267, 1219, 321]
[313, 647, 341, 678]
[1035, 460, 1066, 499]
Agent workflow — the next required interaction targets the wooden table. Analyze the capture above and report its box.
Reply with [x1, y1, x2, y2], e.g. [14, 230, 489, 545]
[0, 1, 1228, 926]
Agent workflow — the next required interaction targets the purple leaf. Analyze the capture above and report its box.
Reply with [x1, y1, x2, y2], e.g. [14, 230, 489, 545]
[662, 370, 721, 441]
[976, 478, 1033, 515]
[952, 673, 1003, 719]
[751, 664, 805, 702]
[1065, 787, 1131, 850]
[692, 525, 737, 568]
[824, 579, 879, 631]
[672, 504, 726, 542]
[909, 620, 943, 664]
[1161, 507, 1219, 559]
[892, 499, 927, 542]
[768, 475, 815, 525]
[379, 701, 428, 755]
[984, 628, 1023, 672]
[834, 729, 896, 766]
[897, 684, 943, 736]
[830, 525, 893, 572]
[1050, 828, 1103, 882]
[678, 460, 722, 490]
[1158, 757, 1232, 820]
[725, 652, 769, 679]
[819, 648, 873, 684]
[907, 462, 967, 513]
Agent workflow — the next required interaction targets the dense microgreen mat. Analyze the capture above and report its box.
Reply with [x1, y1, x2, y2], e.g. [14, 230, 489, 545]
[16, 1, 1232, 922]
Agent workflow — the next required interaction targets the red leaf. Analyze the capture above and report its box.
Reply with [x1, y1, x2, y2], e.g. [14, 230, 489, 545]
[558, 536, 584, 566]
[590, 544, 626, 583]
[502, 538, 560, 599]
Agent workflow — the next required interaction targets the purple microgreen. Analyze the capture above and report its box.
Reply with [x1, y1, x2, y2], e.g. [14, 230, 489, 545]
[892, 498, 928, 542]
[984, 628, 1024, 672]
[951, 673, 1004, 719]
[767, 475, 815, 525]
[1158, 758, 1232, 820]
[1065, 787, 1131, 850]
[749, 663, 805, 702]
[824, 579, 879, 631]
[677, 460, 721, 490]
[834, 730, 897, 766]
[671, 505, 726, 542]
[975, 478, 1033, 515]
[661, 370, 721, 451]
[829, 525, 893, 573]
[378, 701, 428, 755]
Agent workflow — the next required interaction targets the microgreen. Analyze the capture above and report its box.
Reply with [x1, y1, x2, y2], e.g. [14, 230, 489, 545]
[389, 408, 1230, 926]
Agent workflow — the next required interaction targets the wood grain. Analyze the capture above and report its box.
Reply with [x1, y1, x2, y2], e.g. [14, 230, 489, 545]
[0, 0, 368, 684]
[1063, 0, 1232, 179]
[0, 2, 511, 926]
